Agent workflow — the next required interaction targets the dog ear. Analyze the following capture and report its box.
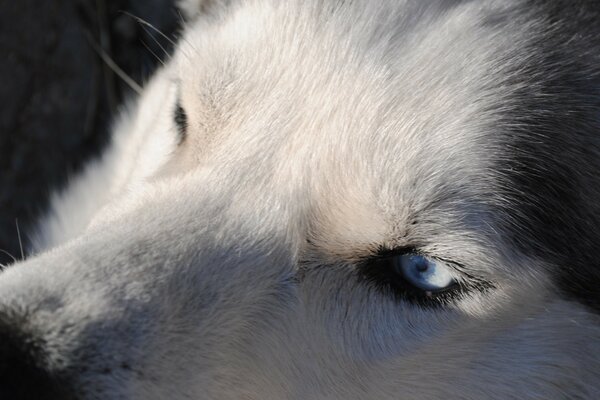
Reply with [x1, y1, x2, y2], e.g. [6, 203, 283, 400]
[177, 0, 233, 21]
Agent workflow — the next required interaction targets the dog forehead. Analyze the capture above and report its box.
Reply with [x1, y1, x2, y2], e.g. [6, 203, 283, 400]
[176, 0, 506, 137]
[170, 1, 512, 251]
[178, 4, 507, 171]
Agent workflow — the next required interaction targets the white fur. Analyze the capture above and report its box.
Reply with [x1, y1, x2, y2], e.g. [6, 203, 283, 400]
[1, 1, 599, 399]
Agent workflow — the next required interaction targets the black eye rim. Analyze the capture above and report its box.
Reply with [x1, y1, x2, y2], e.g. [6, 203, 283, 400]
[357, 247, 492, 307]
[174, 100, 188, 144]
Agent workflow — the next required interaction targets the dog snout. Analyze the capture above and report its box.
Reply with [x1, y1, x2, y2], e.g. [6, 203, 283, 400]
[0, 312, 73, 400]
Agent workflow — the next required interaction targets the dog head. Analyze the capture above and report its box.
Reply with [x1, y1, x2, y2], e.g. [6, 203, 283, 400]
[1, 1, 599, 399]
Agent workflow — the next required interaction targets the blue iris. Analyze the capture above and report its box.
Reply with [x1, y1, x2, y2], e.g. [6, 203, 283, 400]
[395, 254, 455, 292]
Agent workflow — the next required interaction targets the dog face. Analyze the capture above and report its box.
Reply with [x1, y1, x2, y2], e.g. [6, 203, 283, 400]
[1, 1, 599, 399]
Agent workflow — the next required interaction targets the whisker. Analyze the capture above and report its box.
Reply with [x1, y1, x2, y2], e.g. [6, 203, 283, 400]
[141, 39, 167, 66]
[141, 25, 172, 62]
[0, 249, 18, 265]
[176, 8, 187, 26]
[171, 9, 200, 56]
[121, 10, 196, 61]
[85, 31, 143, 95]
[120, 11, 179, 49]
[15, 219, 24, 261]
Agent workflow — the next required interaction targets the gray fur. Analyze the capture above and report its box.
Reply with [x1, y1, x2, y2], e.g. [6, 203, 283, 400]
[0, 1, 599, 398]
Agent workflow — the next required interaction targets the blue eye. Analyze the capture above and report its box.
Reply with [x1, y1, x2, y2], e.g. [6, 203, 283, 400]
[394, 254, 456, 292]
[359, 250, 466, 304]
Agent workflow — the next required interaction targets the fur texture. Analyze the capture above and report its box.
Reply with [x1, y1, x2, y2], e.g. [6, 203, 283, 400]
[0, 1, 599, 399]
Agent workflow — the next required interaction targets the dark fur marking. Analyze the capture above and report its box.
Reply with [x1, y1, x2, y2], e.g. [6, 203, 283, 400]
[493, 1, 600, 313]
[0, 312, 75, 399]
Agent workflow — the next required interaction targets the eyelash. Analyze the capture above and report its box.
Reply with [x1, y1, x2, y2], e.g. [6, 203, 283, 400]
[357, 248, 488, 307]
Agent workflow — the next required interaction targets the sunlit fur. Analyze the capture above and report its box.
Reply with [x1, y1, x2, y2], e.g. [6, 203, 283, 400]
[1, 1, 599, 399]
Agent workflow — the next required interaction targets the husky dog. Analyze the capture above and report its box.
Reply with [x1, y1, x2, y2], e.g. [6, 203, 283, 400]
[0, 0, 599, 398]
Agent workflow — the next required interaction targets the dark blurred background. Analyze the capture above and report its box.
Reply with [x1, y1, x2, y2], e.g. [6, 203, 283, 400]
[0, 0, 182, 265]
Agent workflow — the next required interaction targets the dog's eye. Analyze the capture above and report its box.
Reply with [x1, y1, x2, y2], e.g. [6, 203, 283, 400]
[174, 101, 188, 143]
[395, 254, 455, 292]
[359, 250, 463, 305]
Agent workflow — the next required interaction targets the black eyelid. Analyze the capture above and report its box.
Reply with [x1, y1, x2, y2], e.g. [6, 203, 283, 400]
[174, 100, 188, 144]
[370, 246, 419, 261]
[372, 247, 464, 271]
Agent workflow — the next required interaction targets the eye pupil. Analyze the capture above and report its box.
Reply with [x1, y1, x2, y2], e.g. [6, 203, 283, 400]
[415, 258, 429, 272]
